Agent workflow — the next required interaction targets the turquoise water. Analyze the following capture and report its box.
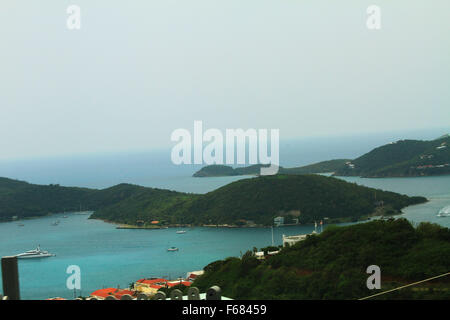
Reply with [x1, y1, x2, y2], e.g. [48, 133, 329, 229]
[0, 211, 322, 300]
[1, 131, 449, 299]
[337, 175, 450, 228]
[0, 174, 449, 300]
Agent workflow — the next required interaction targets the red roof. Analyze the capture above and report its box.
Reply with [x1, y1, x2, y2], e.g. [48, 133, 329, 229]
[91, 288, 134, 299]
[167, 281, 192, 287]
[136, 278, 168, 285]
[187, 273, 197, 280]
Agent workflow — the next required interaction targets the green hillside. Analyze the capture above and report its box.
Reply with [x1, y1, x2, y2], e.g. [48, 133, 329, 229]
[334, 136, 450, 177]
[193, 160, 350, 177]
[0, 177, 189, 223]
[280, 159, 349, 175]
[192, 219, 450, 299]
[0, 177, 93, 221]
[92, 174, 426, 226]
[0, 175, 427, 226]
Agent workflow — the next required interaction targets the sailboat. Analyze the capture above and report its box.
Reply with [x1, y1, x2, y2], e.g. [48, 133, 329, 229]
[437, 205, 450, 217]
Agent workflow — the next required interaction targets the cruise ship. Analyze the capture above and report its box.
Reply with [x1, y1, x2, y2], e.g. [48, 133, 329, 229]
[15, 246, 56, 259]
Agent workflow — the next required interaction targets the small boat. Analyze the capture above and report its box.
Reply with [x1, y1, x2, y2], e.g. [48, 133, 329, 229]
[167, 247, 179, 252]
[437, 205, 450, 217]
[15, 245, 56, 259]
[18, 223, 25, 227]
[176, 230, 186, 234]
[51, 220, 60, 226]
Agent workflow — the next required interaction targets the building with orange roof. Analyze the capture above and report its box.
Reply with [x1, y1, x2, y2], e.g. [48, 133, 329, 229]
[167, 280, 192, 288]
[90, 288, 134, 300]
[134, 278, 168, 296]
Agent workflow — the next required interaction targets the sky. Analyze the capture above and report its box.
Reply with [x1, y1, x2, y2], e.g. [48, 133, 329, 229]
[0, 1, 449, 160]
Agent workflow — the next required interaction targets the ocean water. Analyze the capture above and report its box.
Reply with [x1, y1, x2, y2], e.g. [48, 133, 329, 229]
[0, 213, 324, 300]
[337, 175, 450, 228]
[1, 130, 449, 299]
[0, 174, 448, 300]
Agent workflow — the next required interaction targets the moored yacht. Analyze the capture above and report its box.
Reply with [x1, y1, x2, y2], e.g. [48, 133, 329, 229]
[15, 245, 56, 259]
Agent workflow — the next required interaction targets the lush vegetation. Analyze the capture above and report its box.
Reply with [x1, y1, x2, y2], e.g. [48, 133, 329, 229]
[334, 136, 450, 177]
[0, 177, 190, 223]
[92, 174, 426, 226]
[0, 174, 426, 226]
[280, 159, 350, 175]
[193, 164, 270, 177]
[192, 160, 350, 177]
[193, 219, 450, 299]
[0, 177, 93, 221]
[193, 135, 450, 179]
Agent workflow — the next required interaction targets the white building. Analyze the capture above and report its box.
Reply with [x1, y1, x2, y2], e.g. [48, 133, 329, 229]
[282, 231, 317, 247]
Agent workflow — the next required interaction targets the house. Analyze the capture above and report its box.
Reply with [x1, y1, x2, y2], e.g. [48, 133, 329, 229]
[167, 280, 192, 288]
[136, 220, 145, 227]
[90, 288, 134, 300]
[186, 270, 204, 281]
[274, 216, 284, 227]
[282, 234, 309, 247]
[134, 278, 168, 295]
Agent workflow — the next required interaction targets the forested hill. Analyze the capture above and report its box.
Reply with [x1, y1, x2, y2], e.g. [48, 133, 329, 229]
[0, 177, 189, 222]
[193, 159, 350, 177]
[193, 135, 450, 178]
[92, 174, 426, 226]
[0, 175, 426, 225]
[334, 136, 450, 177]
[192, 219, 450, 299]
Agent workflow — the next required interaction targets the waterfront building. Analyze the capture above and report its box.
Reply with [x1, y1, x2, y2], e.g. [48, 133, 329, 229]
[274, 216, 284, 227]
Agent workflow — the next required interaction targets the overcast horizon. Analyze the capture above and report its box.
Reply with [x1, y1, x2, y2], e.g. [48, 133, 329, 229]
[1, 1, 449, 160]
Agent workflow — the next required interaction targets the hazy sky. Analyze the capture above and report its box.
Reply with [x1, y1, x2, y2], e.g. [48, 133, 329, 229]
[0, 1, 449, 159]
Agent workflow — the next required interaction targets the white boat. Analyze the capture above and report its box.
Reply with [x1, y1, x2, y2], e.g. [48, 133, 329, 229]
[167, 247, 179, 252]
[437, 205, 450, 217]
[176, 230, 186, 234]
[15, 245, 56, 259]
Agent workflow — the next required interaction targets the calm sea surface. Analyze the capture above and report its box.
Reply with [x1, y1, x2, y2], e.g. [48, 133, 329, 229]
[0, 174, 448, 300]
[0, 131, 449, 299]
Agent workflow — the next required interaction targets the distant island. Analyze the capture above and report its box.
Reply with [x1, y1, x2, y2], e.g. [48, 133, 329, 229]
[192, 218, 450, 299]
[193, 135, 450, 178]
[0, 175, 426, 227]
[193, 160, 350, 177]
[333, 135, 450, 177]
